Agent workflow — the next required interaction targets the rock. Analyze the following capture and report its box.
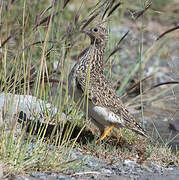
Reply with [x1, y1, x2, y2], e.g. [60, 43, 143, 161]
[145, 162, 164, 174]
[83, 155, 101, 168]
[169, 119, 179, 132]
[139, 167, 179, 180]
[57, 174, 71, 180]
[30, 172, 59, 180]
[96, 175, 131, 180]
[0, 92, 66, 129]
[98, 168, 113, 174]
[0, 164, 3, 179]
[124, 159, 137, 167]
[69, 149, 83, 159]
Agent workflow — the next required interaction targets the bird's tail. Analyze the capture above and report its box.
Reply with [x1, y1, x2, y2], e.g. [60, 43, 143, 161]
[130, 122, 154, 142]
[131, 126, 148, 138]
[121, 105, 153, 141]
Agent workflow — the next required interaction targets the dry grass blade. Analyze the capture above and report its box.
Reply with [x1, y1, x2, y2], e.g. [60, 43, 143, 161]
[134, 1, 152, 20]
[125, 74, 153, 95]
[64, 22, 74, 40]
[102, 0, 116, 20]
[149, 81, 179, 90]
[33, 13, 58, 30]
[156, 25, 179, 40]
[117, 30, 129, 46]
[29, 40, 58, 46]
[126, 81, 179, 106]
[63, 0, 71, 9]
[0, 34, 13, 48]
[39, 5, 53, 17]
[22, 40, 58, 51]
[1, 64, 59, 93]
[74, 13, 80, 27]
[45, 46, 54, 57]
[107, 2, 122, 17]
[1, 66, 36, 92]
[81, 12, 100, 30]
[106, 30, 129, 61]
[88, 1, 104, 17]
[34, 5, 53, 29]
[106, 47, 122, 61]
[10, 0, 16, 4]
[33, 15, 51, 30]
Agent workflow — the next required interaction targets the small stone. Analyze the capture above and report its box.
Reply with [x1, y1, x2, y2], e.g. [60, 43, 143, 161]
[99, 168, 113, 174]
[124, 159, 137, 166]
[83, 155, 100, 168]
[57, 175, 70, 180]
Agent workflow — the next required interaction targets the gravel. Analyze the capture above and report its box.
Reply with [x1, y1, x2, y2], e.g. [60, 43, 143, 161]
[2, 149, 179, 180]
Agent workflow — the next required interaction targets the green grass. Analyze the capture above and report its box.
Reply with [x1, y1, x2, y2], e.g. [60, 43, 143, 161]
[0, 0, 179, 178]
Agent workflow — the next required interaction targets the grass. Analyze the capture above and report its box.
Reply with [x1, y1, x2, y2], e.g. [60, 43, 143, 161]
[0, 0, 179, 178]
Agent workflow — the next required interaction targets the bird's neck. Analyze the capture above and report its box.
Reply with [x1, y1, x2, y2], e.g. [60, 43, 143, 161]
[77, 43, 105, 75]
[89, 44, 105, 74]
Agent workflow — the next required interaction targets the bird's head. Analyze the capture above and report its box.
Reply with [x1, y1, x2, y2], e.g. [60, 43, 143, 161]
[83, 26, 108, 49]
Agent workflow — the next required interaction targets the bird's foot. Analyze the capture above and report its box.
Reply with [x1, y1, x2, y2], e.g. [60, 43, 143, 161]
[95, 123, 115, 144]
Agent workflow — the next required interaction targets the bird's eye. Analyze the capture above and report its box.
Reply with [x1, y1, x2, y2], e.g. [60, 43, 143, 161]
[93, 28, 98, 32]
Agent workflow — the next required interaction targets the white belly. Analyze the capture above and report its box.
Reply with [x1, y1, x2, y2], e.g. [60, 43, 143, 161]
[88, 103, 124, 127]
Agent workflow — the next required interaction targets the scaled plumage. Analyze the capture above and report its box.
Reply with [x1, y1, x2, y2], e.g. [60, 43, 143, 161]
[68, 25, 147, 142]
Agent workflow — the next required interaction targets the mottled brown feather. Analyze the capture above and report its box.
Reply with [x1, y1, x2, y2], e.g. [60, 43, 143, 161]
[69, 25, 148, 138]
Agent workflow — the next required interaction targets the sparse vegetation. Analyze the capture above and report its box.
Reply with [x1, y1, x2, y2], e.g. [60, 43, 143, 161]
[0, 0, 179, 178]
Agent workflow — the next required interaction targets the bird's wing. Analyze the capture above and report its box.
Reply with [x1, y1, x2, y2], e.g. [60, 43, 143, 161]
[76, 73, 147, 136]
[77, 73, 120, 107]
[76, 73, 130, 118]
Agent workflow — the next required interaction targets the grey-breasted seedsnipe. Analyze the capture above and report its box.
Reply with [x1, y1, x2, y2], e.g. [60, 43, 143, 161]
[68, 25, 148, 143]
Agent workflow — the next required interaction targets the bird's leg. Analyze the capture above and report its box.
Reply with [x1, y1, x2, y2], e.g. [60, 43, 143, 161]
[96, 123, 115, 144]
[100, 123, 115, 140]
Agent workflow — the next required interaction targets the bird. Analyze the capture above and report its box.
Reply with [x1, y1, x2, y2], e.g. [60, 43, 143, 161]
[68, 25, 148, 143]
